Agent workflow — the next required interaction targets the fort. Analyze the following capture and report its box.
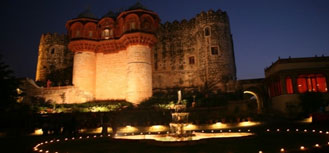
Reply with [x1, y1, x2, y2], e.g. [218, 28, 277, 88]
[27, 3, 328, 114]
[33, 3, 236, 105]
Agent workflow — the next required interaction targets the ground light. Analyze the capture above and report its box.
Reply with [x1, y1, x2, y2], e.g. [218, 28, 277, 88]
[33, 127, 329, 153]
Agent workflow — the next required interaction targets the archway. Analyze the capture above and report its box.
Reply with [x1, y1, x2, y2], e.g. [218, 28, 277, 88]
[243, 90, 263, 114]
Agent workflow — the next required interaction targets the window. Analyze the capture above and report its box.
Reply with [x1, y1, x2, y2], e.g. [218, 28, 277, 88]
[189, 56, 195, 65]
[88, 31, 93, 38]
[204, 27, 210, 36]
[103, 29, 110, 39]
[285, 77, 294, 94]
[130, 22, 136, 30]
[211, 47, 219, 55]
[76, 30, 80, 37]
[297, 74, 327, 93]
[50, 48, 55, 54]
[268, 79, 282, 97]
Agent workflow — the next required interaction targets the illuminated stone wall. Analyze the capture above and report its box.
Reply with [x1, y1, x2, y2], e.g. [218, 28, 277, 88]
[153, 9, 236, 91]
[72, 51, 96, 97]
[126, 45, 152, 104]
[35, 33, 73, 84]
[95, 51, 127, 100]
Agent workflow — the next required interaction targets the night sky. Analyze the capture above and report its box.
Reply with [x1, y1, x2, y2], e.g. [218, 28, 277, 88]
[1, 0, 328, 80]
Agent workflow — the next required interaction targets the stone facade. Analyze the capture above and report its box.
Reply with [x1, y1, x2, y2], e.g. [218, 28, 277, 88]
[33, 6, 237, 104]
[35, 33, 73, 85]
[153, 9, 236, 91]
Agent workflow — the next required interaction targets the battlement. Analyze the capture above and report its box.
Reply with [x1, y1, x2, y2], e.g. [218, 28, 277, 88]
[40, 33, 69, 45]
[160, 9, 229, 30]
[195, 9, 229, 24]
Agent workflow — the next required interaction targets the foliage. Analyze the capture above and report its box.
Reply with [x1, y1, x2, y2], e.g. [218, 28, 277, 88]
[299, 92, 325, 116]
[46, 66, 73, 86]
[139, 89, 244, 109]
[31, 100, 133, 113]
[0, 54, 20, 111]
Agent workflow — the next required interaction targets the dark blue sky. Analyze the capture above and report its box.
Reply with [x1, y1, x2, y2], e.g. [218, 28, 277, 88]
[1, 0, 328, 80]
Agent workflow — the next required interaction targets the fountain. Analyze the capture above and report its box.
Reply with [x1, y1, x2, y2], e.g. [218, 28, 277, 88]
[113, 90, 254, 143]
[168, 90, 194, 140]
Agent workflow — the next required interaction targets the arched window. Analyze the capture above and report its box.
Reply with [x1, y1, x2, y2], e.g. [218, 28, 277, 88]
[102, 29, 111, 39]
[130, 22, 136, 30]
[76, 30, 80, 37]
[204, 27, 210, 36]
[88, 31, 93, 38]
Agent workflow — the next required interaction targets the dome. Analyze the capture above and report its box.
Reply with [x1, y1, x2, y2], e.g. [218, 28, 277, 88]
[77, 9, 98, 19]
[102, 11, 118, 18]
[127, 2, 148, 11]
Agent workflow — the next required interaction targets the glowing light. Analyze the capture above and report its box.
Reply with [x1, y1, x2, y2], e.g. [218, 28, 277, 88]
[210, 122, 227, 129]
[267, 129, 270, 132]
[108, 134, 111, 137]
[286, 129, 290, 132]
[32, 129, 43, 135]
[228, 130, 231, 132]
[319, 131, 323, 133]
[296, 129, 299, 132]
[64, 138, 68, 141]
[312, 130, 316, 132]
[185, 124, 198, 130]
[238, 121, 260, 127]
[300, 116, 312, 123]
[86, 136, 90, 138]
[79, 136, 82, 139]
[304, 129, 307, 132]
[259, 151, 263, 153]
[114, 132, 254, 141]
[148, 125, 168, 132]
[326, 131, 329, 134]
[280, 148, 285, 152]
[315, 144, 320, 147]
[277, 129, 280, 132]
[248, 129, 251, 132]
[300, 146, 305, 150]
[119, 125, 138, 133]
[244, 90, 262, 113]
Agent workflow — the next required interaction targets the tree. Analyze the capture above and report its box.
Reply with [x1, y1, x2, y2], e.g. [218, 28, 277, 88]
[0, 54, 20, 111]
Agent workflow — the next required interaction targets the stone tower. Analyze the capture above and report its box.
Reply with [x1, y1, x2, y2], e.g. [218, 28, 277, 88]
[152, 9, 236, 91]
[65, 4, 159, 104]
[35, 33, 73, 85]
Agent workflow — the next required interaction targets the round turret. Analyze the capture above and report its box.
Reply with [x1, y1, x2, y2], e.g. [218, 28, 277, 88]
[64, 4, 160, 104]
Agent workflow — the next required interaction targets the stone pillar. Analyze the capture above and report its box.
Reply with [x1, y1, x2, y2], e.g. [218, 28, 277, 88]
[126, 45, 152, 104]
[72, 51, 96, 97]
